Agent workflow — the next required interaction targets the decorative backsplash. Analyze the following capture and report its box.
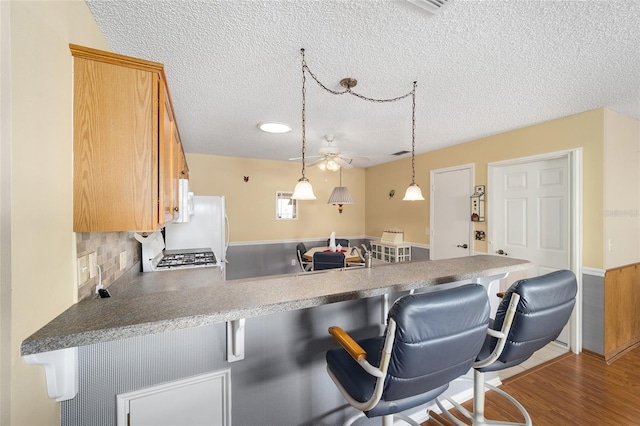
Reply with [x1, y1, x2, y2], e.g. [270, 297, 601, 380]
[76, 232, 140, 301]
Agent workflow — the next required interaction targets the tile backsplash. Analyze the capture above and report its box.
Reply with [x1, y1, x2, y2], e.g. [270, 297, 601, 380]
[76, 232, 140, 301]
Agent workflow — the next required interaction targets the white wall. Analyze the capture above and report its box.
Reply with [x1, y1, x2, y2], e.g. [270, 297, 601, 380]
[1, 1, 12, 424]
[8, 1, 109, 424]
[603, 109, 640, 269]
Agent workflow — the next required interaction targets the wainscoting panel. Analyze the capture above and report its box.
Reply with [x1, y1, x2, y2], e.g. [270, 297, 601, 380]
[61, 297, 395, 426]
[582, 270, 605, 355]
[225, 238, 428, 280]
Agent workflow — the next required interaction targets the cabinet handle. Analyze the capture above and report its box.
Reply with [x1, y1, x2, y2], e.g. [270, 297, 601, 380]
[174, 207, 179, 212]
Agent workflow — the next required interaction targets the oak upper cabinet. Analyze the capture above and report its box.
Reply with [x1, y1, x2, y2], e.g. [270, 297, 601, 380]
[71, 44, 187, 232]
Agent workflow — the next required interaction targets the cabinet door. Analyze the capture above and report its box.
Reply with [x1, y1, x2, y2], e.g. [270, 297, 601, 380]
[159, 82, 179, 225]
[73, 58, 159, 232]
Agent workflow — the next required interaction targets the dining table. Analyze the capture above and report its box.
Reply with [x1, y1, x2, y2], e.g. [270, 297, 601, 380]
[302, 246, 362, 263]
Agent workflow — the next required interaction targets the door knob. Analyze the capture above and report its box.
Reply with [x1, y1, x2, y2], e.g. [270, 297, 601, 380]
[457, 244, 468, 249]
[496, 249, 508, 255]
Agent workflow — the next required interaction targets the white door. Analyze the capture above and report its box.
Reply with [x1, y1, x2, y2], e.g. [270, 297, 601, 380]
[430, 165, 473, 260]
[490, 155, 571, 343]
[117, 370, 231, 426]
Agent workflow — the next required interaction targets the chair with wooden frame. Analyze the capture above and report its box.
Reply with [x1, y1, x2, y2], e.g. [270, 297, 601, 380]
[326, 284, 491, 426]
[433, 270, 577, 426]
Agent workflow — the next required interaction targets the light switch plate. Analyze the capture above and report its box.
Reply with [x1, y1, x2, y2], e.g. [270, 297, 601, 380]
[77, 256, 88, 285]
[88, 252, 97, 278]
[119, 251, 127, 271]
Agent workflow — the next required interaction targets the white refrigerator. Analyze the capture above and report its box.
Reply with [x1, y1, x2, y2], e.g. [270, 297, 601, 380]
[164, 195, 229, 268]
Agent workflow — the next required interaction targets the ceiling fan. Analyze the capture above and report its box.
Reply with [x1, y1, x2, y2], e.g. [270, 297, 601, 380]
[289, 135, 369, 171]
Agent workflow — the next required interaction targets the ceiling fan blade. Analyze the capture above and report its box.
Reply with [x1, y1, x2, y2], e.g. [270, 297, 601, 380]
[334, 157, 353, 169]
[288, 155, 321, 161]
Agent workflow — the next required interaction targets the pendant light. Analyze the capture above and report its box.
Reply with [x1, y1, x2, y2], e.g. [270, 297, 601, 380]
[327, 168, 354, 214]
[291, 49, 316, 200]
[294, 50, 422, 201]
[403, 82, 425, 201]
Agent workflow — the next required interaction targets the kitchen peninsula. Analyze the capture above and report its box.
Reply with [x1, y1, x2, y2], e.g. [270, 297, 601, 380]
[22, 255, 530, 355]
[23, 255, 532, 426]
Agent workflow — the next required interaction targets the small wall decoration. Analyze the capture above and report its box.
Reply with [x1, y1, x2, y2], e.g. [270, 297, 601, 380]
[470, 185, 485, 222]
[389, 189, 395, 199]
[243, 176, 249, 182]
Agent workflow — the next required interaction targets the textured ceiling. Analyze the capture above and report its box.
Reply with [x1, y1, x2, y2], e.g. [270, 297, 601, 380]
[86, 0, 640, 168]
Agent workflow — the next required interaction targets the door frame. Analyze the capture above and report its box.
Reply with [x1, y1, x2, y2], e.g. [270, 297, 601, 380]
[429, 163, 475, 260]
[488, 148, 583, 353]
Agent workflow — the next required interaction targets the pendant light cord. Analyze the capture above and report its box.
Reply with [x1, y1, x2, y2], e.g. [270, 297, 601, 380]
[411, 81, 417, 184]
[298, 49, 420, 200]
[300, 49, 307, 180]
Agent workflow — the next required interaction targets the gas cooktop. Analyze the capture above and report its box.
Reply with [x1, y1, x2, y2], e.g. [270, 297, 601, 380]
[156, 251, 217, 269]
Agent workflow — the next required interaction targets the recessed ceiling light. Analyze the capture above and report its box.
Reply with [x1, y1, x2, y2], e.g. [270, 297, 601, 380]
[258, 122, 292, 134]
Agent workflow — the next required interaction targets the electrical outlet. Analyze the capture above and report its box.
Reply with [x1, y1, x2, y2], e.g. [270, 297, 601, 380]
[88, 252, 97, 278]
[425, 227, 430, 235]
[119, 251, 127, 271]
[77, 256, 88, 285]
[291, 259, 296, 266]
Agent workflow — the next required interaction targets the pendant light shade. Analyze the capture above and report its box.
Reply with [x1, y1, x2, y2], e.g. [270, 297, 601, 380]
[327, 186, 354, 205]
[327, 187, 354, 214]
[402, 182, 425, 201]
[327, 168, 353, 213]
[292, 177, 316, 200]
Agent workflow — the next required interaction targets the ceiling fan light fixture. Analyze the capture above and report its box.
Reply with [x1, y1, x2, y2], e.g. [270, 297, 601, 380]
[326, 159, 340, 171]
[258, 122, 292, 134]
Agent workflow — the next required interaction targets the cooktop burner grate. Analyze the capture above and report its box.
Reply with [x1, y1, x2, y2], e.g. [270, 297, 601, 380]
[156, 251, 217, 268]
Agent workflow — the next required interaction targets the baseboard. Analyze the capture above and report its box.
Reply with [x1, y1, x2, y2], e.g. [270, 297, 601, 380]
[604, 339, 640, 364]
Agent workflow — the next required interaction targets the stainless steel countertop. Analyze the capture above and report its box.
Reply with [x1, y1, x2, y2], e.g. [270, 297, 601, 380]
[21, 255, 532, 356]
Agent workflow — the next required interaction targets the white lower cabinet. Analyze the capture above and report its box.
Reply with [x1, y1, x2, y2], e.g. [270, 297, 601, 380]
[117, 369, 231, 426]
[370, 241, 412, 263]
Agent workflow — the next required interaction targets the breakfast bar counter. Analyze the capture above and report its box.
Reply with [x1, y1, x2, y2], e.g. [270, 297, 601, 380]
[22, 255, 531, 356]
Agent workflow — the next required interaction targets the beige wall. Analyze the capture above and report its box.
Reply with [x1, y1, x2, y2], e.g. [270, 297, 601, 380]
[603, 109, 640, 269]
[366, 109, 606, 268]
[9, 1, 109, 424]
[186, 153, 366, 241]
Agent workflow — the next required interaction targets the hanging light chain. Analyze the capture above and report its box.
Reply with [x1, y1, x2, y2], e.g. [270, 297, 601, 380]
[411, 81, 417, 184]
[299, 49, 419, 187]
[302, 62, 414, 104]
[301, 49, 307, 179]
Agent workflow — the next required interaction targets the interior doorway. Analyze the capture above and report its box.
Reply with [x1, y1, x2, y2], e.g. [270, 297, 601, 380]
[488, 149, 582, 353]
[430, 164, 474, 260]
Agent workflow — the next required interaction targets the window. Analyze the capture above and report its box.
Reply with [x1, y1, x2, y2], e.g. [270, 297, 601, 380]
[276, 191, 298, 220]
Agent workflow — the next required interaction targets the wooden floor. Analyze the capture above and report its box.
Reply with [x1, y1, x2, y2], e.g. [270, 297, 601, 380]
[423, 346, 640, 425]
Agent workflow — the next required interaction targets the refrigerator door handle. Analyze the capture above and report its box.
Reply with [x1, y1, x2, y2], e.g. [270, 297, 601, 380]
[224, 214, 230, 263]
